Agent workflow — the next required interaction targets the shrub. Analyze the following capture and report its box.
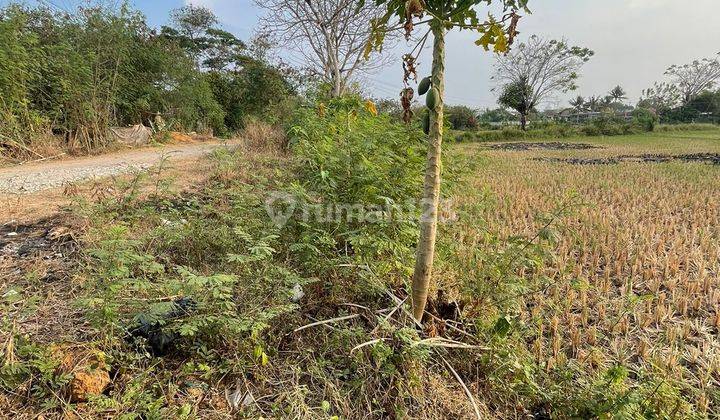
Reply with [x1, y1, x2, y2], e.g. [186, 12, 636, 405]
[208, 60, 292, 133]
[286, 96, 425, 281]
[456, 125, 580, 142]
[632, 108, 659, 132]
[238, 117, 287, 152]
[0, 3, 295, 155]
[454, 118, 663, 142]
[656, 123, 719, 132]
[446, 105, 479, 130]
[0, 6, 47, 156]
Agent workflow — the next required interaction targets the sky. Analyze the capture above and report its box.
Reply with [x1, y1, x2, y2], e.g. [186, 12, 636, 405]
[3, 0, 720, 109]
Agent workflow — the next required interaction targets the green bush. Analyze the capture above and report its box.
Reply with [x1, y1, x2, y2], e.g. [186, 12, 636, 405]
[446, 105, 479, 130]
[455, 125, 578, 142]
[0, 6, 45, 153]
[656, 123, 720, 132]
[632, 108, 658, 132]
[287, 95, 425, 281]
[455, 119, 657, 142]
[208, 60, 292, 132]
[0, 4, 228, 151]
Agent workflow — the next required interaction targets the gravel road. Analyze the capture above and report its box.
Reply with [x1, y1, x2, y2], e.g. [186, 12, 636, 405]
[0, 141, 238, 194]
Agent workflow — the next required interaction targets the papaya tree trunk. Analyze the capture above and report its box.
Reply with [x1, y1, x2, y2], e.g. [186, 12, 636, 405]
[411, 24, 445, 322]
[520, 113, 527, 130]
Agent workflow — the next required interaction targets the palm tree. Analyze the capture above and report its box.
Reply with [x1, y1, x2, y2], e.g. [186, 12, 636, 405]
[586, 96, 601, 112]
[569, 95, 585, 111]
[601, 95, 614, 109]
[609, 85, 627, 103]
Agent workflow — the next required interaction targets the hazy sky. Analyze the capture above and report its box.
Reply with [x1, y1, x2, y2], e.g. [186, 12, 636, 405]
[4, 0, 720, 109]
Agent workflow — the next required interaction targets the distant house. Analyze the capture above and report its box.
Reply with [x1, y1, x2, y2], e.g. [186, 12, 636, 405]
[557, 110, 634, 123]
[488, 120, 521, 127]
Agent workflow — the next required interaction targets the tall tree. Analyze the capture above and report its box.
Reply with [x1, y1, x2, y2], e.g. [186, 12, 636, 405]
[609, 85, 627, 103]
[665, 53, 720, 104]
[638, 82, 682, 112]
[366, 0, 528, 322]
[585, 96, 601, 112]
[162, 5, 246, 71]
[498, 77, 534, 129]
[493, 36, 593, 130]
[600, 95, 614, 109]
[569, 95, 585, 111]
[256, 0, 392, 97]
[686, 90, 720, 116]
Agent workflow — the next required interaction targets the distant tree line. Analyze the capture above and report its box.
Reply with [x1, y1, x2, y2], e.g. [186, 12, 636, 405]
[0, 3, 293, 155]
[636, 53, 720, 123]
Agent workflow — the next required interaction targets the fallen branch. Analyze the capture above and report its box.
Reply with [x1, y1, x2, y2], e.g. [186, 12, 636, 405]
[371, 296, 408, 335]
[339, 302, 373, 312]
[413, 337, 490, 350]
[18, 153, 66, 166]
[350, 338, 388, 353]
[293, 314, 360, 333]
[441, 355, 482, 420]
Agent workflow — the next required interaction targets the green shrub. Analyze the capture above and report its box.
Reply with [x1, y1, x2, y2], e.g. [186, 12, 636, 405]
[287, 96, 425, 282]
[208, 61, 292, 132]
[632, 108, 658, 132]
[455, 125, 579, 142]
[455, 118, 657, 142]
[0, 6, 46, 154]
[81, 197, 312, 359]
[656, 123, 720, 132]
[446, 105, 479, 130]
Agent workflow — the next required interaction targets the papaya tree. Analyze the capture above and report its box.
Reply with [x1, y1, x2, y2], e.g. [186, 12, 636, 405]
[364, 0, 530, 322]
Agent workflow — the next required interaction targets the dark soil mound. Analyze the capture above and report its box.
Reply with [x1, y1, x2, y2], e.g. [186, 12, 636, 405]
[533, 153, 720, 166]
[0, 219, 79, 275]
[676, 153, 720, 165]
[534, 157, 620, 165]
[489, 142, 601, 151]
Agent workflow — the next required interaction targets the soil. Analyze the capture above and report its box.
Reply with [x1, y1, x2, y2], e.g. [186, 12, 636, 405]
[533, 153, 720, 166]
[0, 219, 78, 263]
[0, 216, 89, 344]
[0, 140, 240, 222]
[0, 139, 238, 195]
[488, 142, 602, 151]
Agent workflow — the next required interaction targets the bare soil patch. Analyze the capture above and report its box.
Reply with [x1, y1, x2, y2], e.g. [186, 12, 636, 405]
[0, 216, 90, 345]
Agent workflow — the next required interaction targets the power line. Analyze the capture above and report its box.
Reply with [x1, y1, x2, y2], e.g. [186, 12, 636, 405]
[278, 54, 500, 108]
[365, 75, 499, 108]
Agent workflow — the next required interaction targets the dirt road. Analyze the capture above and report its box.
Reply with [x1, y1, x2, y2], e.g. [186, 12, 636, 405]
[0, 140, 239, 222]
[0, 140, 238, 194]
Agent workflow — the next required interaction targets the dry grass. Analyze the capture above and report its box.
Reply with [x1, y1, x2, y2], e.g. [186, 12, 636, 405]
[238, 119, 288, 154]
[3, 128, 719, 417]
[443, 131, 720, 415]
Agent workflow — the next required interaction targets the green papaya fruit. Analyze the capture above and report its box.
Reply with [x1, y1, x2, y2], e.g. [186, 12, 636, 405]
[418, 77, 431, 96]
[426, 88, 438, 110]
[422, 112, 430, 135]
